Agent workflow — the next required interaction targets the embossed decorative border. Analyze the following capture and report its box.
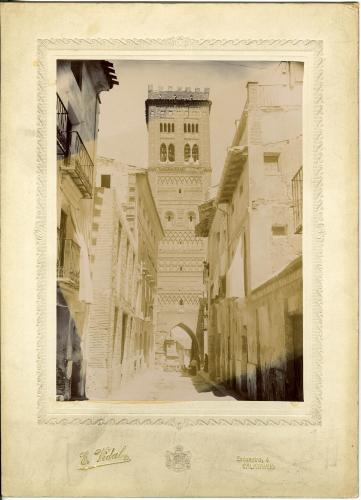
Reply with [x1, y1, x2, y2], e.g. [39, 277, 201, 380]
[36, 38, 323, 426]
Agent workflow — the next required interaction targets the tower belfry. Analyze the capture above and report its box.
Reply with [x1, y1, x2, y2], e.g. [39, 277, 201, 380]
[145, 85, 212, 367]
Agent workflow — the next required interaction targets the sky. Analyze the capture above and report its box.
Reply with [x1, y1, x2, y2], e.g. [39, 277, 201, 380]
[97, 60, 279, 185]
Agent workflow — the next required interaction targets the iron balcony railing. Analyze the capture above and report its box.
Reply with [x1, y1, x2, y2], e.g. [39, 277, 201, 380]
[57, 237, 80, 289]
[292, 166, 303, 234]
[57, 93, 94, 198]
[62, 131, 94, 198]
[57, 93, 69, 155]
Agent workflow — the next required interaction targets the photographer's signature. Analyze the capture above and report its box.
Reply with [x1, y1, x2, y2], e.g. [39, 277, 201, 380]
[78, 446, 131, 470]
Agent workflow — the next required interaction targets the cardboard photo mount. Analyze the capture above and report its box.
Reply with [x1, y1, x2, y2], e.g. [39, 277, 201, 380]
[1, 3, 358, 497]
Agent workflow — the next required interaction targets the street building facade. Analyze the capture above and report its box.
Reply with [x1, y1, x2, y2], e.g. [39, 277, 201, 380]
[197, 62, 304, 400]
[56, 60, 118, 400]
[86, 157, 164, 399]
[145, 86, 212, 369]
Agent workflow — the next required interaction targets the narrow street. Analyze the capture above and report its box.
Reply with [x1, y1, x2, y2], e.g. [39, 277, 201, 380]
[56, 62, 303, 405]
[111, 368, 240, 401]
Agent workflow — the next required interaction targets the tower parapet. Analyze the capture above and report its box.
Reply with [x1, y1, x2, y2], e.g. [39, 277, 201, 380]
[146, 85, 211, 124]
[148, 85, 210, 101]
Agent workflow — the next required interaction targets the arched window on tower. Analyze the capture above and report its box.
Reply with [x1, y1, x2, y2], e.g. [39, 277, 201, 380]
[168, 144, 175, 162]
[192, 144, 199, 162]
[187, 123, 191, 133]
[191, 124, 195, 133]
[196, 124, 199, 133]
[172, 123, 174, 133]
[184, 143, 190, 162]
[160, 123, 163, 132]
[167, 123, 171, 133]
[184, 123, 187, 133]
[160, 143, 167, 162]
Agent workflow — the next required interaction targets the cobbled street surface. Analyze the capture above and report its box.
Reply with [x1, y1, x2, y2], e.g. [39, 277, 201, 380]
[110, 368, 239, 401]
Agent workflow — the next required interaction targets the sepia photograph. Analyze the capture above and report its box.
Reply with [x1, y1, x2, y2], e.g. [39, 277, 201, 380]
[2, 2, 358, 497]
[56, 59, 304, 402]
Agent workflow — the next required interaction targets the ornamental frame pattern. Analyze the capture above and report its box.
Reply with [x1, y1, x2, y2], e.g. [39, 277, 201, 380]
[37, 38, 323, 426]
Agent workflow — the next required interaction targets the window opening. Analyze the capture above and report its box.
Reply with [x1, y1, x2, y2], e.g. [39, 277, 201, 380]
[264, 153, 280, 175]
[101, 174, 111, 188]
[168, 144, 175, 162]
[165, 212, 174, 225]
[272, 224, 287, 236]
[184, 143, 190, 162]
[160, 143, 167, 162]
[192, 144, 199, 162]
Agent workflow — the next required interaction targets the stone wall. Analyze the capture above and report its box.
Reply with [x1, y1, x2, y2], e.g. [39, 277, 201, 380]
[208, 257, 302, 400]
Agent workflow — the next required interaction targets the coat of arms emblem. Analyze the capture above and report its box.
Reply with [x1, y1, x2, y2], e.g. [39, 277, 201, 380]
[166, 445, 191, 472]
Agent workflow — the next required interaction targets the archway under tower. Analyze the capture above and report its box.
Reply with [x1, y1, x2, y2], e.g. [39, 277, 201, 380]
[163, 323, 200, 372]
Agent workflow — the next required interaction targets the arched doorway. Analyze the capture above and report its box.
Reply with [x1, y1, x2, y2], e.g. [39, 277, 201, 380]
[164, 323, 200, 372]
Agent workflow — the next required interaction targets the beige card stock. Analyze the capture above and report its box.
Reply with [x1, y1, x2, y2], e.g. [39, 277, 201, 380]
[1, 3, 358, 497]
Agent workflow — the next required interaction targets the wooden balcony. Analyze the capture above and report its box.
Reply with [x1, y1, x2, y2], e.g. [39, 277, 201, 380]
[57, 237, 80, 289]
[62, 131, 94, 198]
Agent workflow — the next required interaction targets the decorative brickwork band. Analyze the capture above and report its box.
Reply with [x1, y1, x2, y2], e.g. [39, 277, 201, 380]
[158, 176, 202, 186]
[157, 292, 202, 306]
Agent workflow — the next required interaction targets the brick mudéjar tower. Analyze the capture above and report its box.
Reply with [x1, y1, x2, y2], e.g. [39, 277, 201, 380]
[145, 85, 212, 367]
